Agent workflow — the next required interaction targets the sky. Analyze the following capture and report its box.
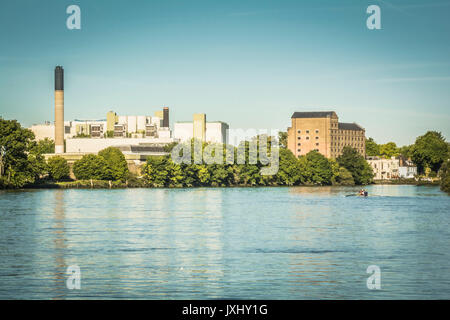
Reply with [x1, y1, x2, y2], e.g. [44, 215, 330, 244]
[0, 0, 449, 146]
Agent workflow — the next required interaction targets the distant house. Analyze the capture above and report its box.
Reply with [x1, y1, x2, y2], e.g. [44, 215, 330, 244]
[398, 156, 417, 179]
[366, 156, 417, 180]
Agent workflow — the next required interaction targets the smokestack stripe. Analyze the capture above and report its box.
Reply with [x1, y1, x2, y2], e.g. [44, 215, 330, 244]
[55, 66, 64, 91]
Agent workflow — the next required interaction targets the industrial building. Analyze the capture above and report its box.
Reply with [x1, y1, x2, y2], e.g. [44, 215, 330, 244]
[37, 66, 174, 173]
[34, 66, 234, 174]
[106, 107, 170, 139]
[32, 108, 171, 142]
[66, 137, 174, 153]
[287, 111, 366, 158]
[173, 113, 229, 144]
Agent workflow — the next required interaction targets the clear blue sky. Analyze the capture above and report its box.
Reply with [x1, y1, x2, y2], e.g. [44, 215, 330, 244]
[1, 0, 449, 145]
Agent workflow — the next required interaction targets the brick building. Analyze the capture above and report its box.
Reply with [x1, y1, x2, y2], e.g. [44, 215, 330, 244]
[287, 111, 365, 158]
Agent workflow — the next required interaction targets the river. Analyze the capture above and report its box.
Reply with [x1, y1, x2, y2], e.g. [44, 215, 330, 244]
[0, 185, 449, 299]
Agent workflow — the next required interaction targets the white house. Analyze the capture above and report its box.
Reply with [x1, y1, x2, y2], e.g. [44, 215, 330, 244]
[366, 156, 417, 180]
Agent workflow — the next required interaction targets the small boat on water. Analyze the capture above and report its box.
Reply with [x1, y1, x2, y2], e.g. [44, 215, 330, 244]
[345, 194, 369, 197]
[346, 190, 369, 197]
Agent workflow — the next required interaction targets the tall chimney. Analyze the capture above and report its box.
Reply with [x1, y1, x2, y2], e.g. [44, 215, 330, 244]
[163, 107, 169, 128]
[54, 66, 64, 154]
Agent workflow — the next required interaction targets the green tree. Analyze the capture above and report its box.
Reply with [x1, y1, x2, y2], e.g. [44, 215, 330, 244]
[411, 131, 448, 174]
[275, 148, 303, 185]
[31, 138, 55, 154]
[163, 142, 179, 153]
[236, 164, 262, 186]
[278, 131, 288, 149]
[335, 167, 355, 185]
[143, 156, 169, 187]
[73, 154, 110, 180]
[337, 146, 373, 185]
[180, 164, 200, 187]
[208, 164, 233, 187]
[197, 165, 211, 185]
[167, 160, 184, 187]
[0, 118, 43, 187]
[98, 147, 129, 181]
[439, 160, 450, 193]
[300, 150, 333, 185]
[143, 156, 184, 187]
[365, 137, 380, 157]
[399, 145, 413, 159]
[379, 142, 399, 158]
[329, 158, 354, 185]
[47, 156, 70, 181]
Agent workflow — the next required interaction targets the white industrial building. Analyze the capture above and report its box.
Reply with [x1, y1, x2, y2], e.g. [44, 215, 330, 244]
[174, 121, 229, 144]
[30, 122, 69, 141]
[30, 109, 171, 141]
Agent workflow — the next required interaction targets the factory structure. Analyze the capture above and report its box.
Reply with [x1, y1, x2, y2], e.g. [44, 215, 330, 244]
[173, 114, 229, 145]
[31, 66, 230, 171]
[54, 66, 65, 154]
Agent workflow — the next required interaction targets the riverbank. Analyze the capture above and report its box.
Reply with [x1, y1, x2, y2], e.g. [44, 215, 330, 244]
[18, 179, 441, 189]
[373, 178, 440, 186]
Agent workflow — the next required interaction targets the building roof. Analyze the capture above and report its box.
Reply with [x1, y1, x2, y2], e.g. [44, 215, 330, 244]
[291, 111, 337, 118]
[338, 122, 364, 131]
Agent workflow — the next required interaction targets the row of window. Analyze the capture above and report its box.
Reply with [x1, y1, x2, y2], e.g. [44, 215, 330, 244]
[297, 129, 319, 134]
[332, 142, 364, 147]
[297, 148, 320, 153]
[333, 136, 364, 141]
[331, 148, 364, 153]
[297, 136, 320, 140]
[298, 143, 320, 146]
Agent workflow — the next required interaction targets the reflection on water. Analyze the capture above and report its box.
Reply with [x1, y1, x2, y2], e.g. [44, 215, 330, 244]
[0, 185, 449, 299]
[52, 190, 66, 299]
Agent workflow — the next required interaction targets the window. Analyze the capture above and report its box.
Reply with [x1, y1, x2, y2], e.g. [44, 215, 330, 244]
[297, 149, 301, 152]
[306, 130, 310, 134]
[316, 143, 319, 146]
[315, 129, 319, 133]
[297, 137, 301, 140]
[315, 136, 319, 140]
[306, 136, 309, 140]
[297, 130, 301, 134]
[297, 143, 301, 146]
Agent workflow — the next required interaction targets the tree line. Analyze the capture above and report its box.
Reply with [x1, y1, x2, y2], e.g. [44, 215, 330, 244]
[1, 117, 448, 192]
[141, 140, 373, 187]
[365, 131, 449, 176]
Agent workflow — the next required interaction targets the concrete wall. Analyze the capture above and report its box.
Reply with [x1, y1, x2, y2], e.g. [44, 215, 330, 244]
[30, 121, 74, 141]
[174, 123, 194, 142]
[206, 122, 228, 144]
[137, 116, 146, 131]
[127, 116, 137, 133]
[175, 121, 228, 144]
[66, 137, 174, 153]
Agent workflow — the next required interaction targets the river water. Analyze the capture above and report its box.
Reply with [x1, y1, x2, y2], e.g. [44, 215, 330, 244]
[0, 185, 449, 299]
